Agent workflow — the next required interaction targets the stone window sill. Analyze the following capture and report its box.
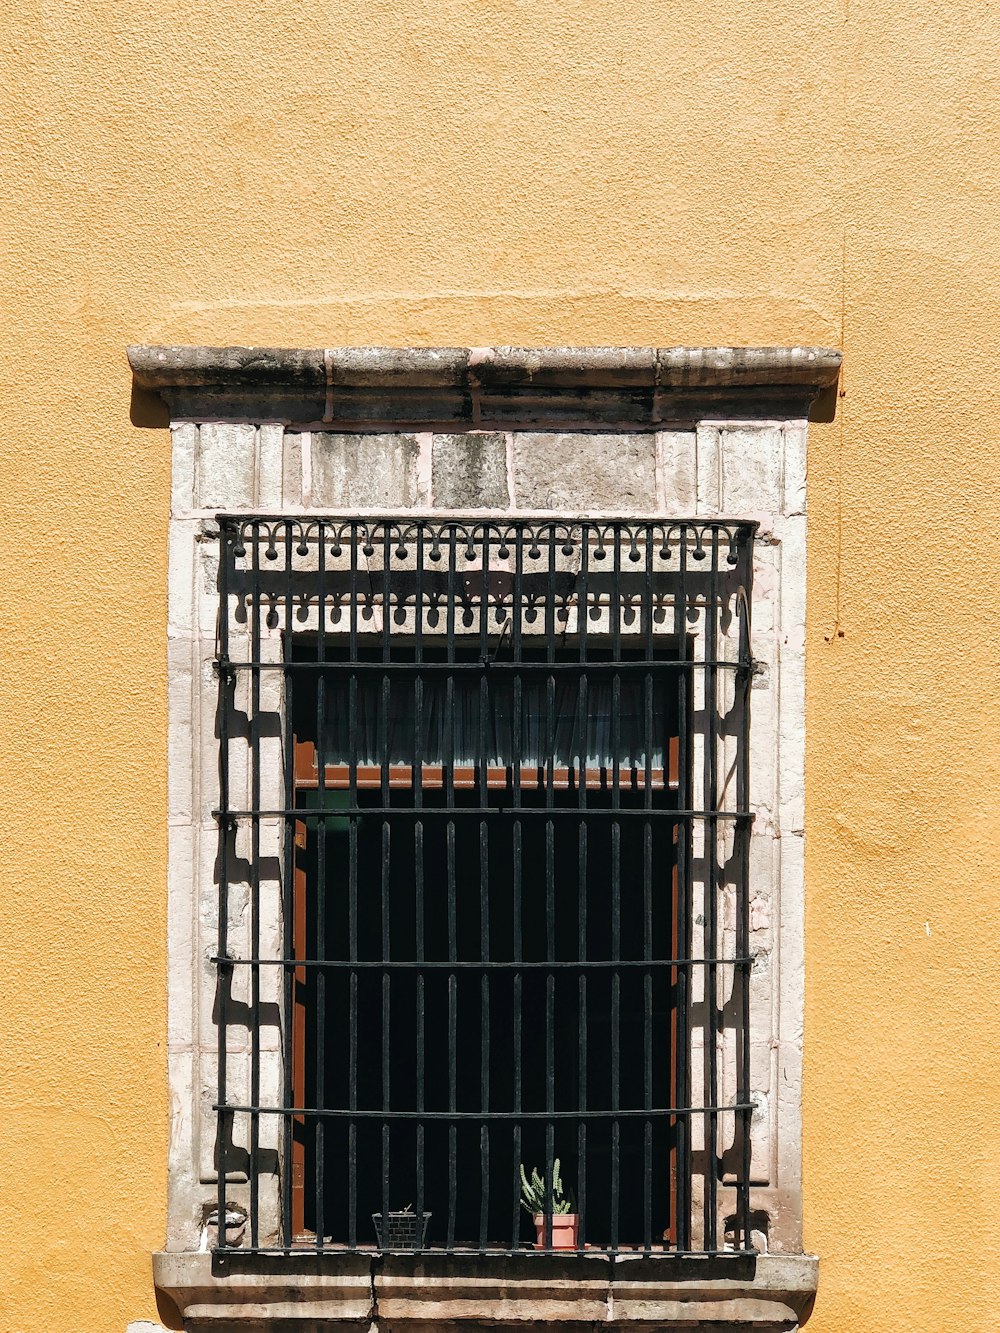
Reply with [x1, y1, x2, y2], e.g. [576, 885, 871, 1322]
[153, 1250, 818, 1329]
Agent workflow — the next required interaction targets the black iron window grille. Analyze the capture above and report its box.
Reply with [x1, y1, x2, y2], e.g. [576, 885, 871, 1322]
[214, 516, 756, 1257]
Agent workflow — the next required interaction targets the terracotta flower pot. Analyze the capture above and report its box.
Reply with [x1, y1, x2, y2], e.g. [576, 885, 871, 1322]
[532, 1212, 580, 1249]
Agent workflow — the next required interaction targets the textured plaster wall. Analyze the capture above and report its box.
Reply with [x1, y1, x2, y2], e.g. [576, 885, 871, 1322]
[0, 2, 997, 1330]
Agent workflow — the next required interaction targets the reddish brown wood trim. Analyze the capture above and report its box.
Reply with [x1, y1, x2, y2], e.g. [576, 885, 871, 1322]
[293, 740, 679, 792]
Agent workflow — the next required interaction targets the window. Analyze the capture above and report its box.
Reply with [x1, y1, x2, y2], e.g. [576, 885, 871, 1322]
[139, 341, 836, 1327]
[214, 516, 756, 1256]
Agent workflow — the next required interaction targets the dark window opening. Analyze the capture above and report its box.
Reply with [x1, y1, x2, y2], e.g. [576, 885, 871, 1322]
[290, 647, 681, 1249]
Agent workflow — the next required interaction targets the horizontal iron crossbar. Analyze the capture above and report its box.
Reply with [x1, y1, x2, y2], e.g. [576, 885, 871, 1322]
[216, 807, 751, 821]
[224, 1245, 758, 1257]
[214, 956, 753, 970]
[222, 660, 748, 672]
[218, 1106, 755, 1119]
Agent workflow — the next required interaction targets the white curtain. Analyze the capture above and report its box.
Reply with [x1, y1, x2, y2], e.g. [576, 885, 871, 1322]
[320, 673, 666, 770]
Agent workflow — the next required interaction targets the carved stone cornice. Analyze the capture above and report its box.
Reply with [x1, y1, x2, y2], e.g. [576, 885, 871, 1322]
[128, 344, 841, 426]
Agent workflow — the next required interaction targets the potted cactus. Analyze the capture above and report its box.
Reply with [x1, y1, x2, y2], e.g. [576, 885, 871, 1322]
[519, 1159, 579, 1249]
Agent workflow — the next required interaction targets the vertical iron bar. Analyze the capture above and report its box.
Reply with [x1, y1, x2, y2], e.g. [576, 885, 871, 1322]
[281, 520, 295, 1248]
[544, 526, 556, 1251]
[511, 524, 523, 1251]
[642, 527, 654, 1252]
[675, 526, 691, 1250]
[610, 525, 622, 1252]
[381, 527, 392, 1241]
[704, 527, 720, 1251]
[414, 526, 426, 1243]
[347, 522, 359, 1249]
[737, 532, 753, 1250]
[314, 522, 327, 1247]
[249, 520, 262, 1248]
[576, 524, 589, 1251]
[446, 525, 458, 1249]
[479, 525, 491, 1249]
[216, 519, 232, 1249]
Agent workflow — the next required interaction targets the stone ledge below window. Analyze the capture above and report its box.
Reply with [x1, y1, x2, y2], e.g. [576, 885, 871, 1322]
[153, 1250, 818, 1330]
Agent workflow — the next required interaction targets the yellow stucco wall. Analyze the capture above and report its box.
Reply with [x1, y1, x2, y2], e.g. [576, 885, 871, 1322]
[2, 2, 997, 1329]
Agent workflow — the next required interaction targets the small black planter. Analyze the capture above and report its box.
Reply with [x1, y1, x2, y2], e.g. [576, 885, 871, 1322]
[372, 1210, 432, 1250]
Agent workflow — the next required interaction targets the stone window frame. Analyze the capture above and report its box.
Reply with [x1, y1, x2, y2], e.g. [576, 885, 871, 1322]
[131, 344, 841, 1332]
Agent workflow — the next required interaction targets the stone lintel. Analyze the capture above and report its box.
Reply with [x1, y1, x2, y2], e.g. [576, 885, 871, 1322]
[153, 1250, 818, 1329]
[128, 345, 841, 427]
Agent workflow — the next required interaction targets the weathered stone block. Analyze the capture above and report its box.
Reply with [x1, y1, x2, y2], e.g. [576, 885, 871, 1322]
[375, 1253, 611, 1324]
[256, 423, 284, 509]
[197, 424, 257, 508]
[512, 431, 656, 511]
[695, 425, 721, 513]
[432, 431, 508, 507]
[720, 425, 784, 512]
[171, 422, 197, 516]
[167, 520, 196, 637]
[152, 1250, 376, 1326]
[329, 345, 468, 385]
[783, 421, 808, 516]
[166, 636, 195, 822]
[656, 429, 697, 511]
[282, 431, 304, 507]
[311, 432, 425, 508]
[166, 823, 196, 1050]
